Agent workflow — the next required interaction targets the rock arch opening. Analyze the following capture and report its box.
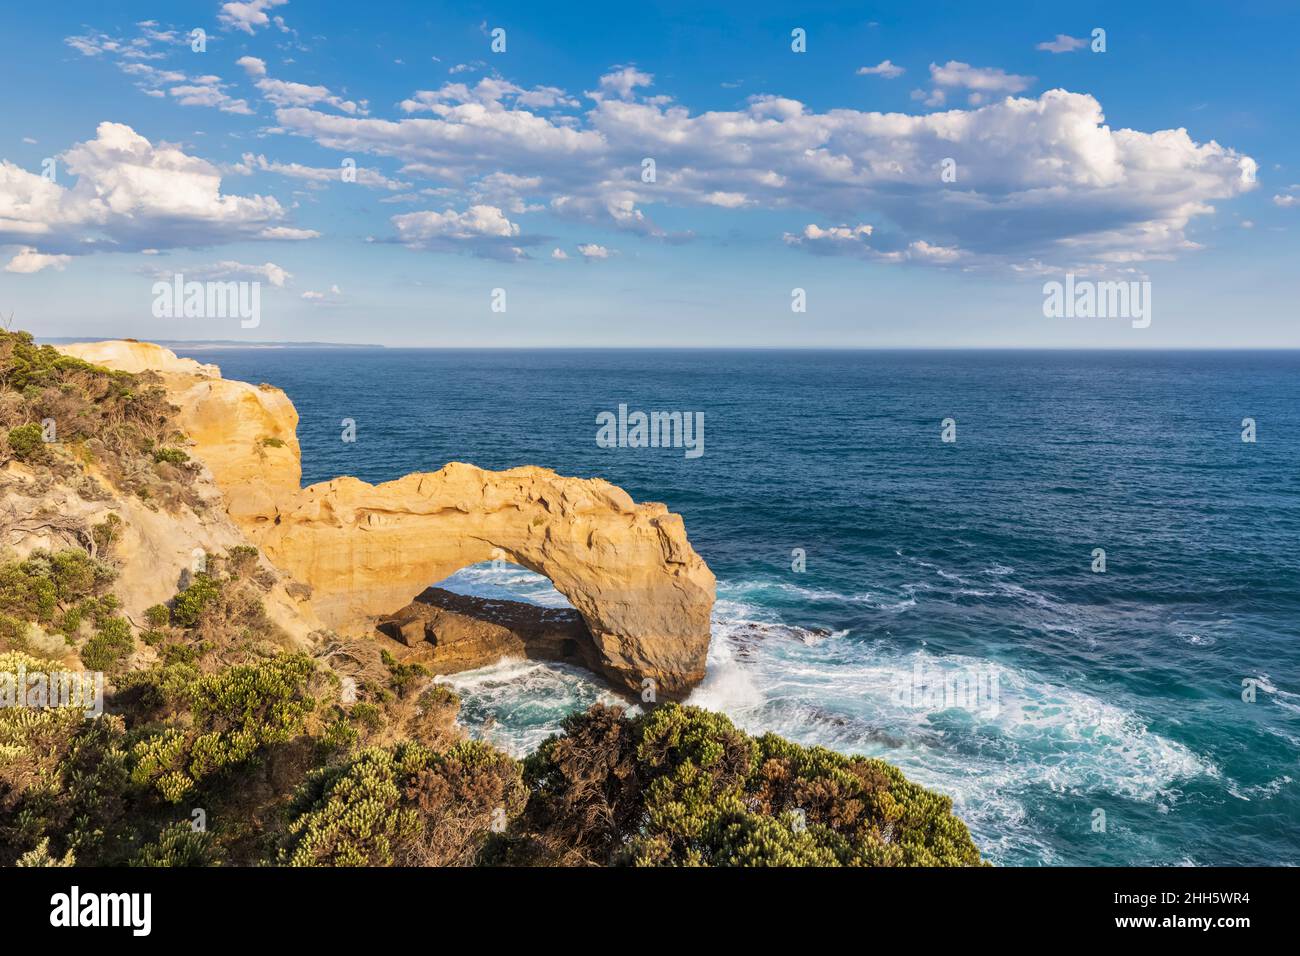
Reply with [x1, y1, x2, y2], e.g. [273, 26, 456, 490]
[252, 463, 716, 698]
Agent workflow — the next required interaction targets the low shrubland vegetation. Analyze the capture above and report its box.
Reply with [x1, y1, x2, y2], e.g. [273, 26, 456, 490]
[0, 328, 197, 509]
[0, 537, 984, 868]
[2, 640, 983, 866]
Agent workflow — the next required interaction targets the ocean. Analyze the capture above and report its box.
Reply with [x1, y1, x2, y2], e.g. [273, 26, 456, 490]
[176, 347, 1300, 866]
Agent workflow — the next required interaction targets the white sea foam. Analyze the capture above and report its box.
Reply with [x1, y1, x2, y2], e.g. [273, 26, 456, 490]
[1227, 774, 1293, 801]
[425, 566, 1219, 864]
[436, 656, 632, 757]
[690, 589, 1218, 862]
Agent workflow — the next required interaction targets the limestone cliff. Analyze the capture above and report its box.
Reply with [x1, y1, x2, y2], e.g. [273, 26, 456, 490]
[56, 341, 716, 697]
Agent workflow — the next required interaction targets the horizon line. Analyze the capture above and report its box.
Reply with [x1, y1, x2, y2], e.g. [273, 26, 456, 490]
[32, 337, 1300, 353]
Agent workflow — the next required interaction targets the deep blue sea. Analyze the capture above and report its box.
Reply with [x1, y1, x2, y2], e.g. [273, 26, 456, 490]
[177, 348, 1300, 866]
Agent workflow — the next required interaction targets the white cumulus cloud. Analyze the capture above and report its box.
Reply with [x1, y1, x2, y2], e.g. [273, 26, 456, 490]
[0, 122, 310, 260]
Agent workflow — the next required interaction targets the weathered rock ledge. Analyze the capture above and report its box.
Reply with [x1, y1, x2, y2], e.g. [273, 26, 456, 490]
[57, 340, 716, 697]
[379, 587, 602, 676]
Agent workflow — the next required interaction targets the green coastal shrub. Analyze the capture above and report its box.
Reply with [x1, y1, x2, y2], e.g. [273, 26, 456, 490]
[224, 545, 259, 579]
[0, 331, 98, 392]
[152, 446, 189, 466]
[16, 837, 76, 867]
[162, 555, 283, 652]
[80, 615, 134, 672]
[520, 703, 984, 867]
[5, 423, 45, 462]
[130, 654, 317, 803]
[0, 657, 131, 866]
[132, 822, 223, 867]
[0, 613, 28, 652]
[0, 549, 116, 625]
[282, 739, 526, 867]
[90, 514, 123, 558]
[281, 745, 422, 866]
[0, 549, 120, 652]
[1, 329, 184, 493]
[171, 573, 221, 628]
[380, 649, 429, 698]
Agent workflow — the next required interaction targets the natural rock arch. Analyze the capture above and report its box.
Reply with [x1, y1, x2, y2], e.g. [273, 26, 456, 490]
[56, 342, 716, 698]
[251, 465, 715, 697]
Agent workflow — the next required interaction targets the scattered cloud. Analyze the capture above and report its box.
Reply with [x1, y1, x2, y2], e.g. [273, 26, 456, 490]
[577, 243, 612, 259]
[231, 152, 408, 190]
[399, 77, 578, 114]
[389, 204, 527, 259]
[911, 87, 946, 108]
[5, 248, 72, 274]
[168, 75, 254, 115]
[1036, 34, 1087, 54]
[236, 55, 267, 78]
[857, 60, 905, 79]
[152, 259, 291, 286]
[784, 223, 874, 246]
[18, 48, 1259, 273]
[784, 225, 965, 266]
[64, 27, 177, 60]
[257, 226, 319, 240]
[301, 284, 343, 302]
[595, 66, 653, 101]
[926, 61, 1035, 105]
[252, 77, 367, 115]
[231, 56, 367, 115]
[71, 35, 252, 115]
[218, 0, 289, 35]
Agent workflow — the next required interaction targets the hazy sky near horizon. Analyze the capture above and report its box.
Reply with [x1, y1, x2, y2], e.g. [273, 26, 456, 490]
[1, 0, 1297, 347]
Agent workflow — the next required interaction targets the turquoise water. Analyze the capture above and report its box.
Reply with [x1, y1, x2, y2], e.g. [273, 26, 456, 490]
[181, 348, 1300, 866]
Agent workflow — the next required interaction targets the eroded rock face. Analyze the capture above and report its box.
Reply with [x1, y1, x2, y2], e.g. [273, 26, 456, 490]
[55, 340, 716, 698]
[58, 341, 302, 520]
[258, 464, 715, 696]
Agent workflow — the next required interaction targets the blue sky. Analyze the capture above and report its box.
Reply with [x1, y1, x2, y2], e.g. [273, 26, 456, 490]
[1, 0, 1297, 347]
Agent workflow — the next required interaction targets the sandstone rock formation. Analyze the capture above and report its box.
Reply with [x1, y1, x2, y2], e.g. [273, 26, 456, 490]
[59, 340, 301, 521]
[379, 587, 600, 675]
[257, 464, 715, 696]
[55, 341, 716, 697]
